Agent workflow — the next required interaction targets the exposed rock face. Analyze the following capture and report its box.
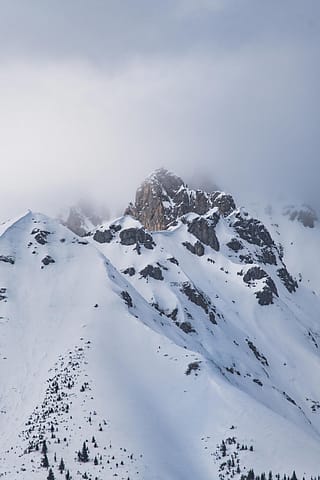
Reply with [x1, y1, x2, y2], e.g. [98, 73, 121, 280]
[125, 168, 236, 231]
[187, 217, 220, 251]
[121, 169, 299, 306]
[233, 215, 273, 247]
[243, 266, 278, 306]
[139, 265, 164, 281]
[181, 282, 217, 323]
[125, 169, 184, 231]
[227, 238, 243, 252]
[32, 229, 51, 245]
[277, 268, 298, 293]
[179, 321, 196, 334]
[93, 229, 113, 244]
[181, 282, 210, 313]
[246, 340, 269, 367]
[182, 240, 205, 256]
[255, 278, 278, 306]
[119, 228, 155, 250]
[243, 267, 268, 284]
[212, 193, 236, 217]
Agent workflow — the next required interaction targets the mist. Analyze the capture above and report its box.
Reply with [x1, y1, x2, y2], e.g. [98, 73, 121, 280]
[0, 0, 319, 221]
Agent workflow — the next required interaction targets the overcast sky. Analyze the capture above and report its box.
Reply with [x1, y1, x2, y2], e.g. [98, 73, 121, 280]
[0, 0, 319, 219]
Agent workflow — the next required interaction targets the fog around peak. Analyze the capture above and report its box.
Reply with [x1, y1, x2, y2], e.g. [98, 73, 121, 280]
[0, 0, 319, 220]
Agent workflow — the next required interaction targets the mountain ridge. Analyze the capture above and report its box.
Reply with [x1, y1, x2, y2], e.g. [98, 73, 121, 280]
[0, 171, 320, 478]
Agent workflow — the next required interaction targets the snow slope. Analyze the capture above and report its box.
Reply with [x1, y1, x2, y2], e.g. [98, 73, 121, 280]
[0, 182, 320, 479]
[251, 202, 320, 295]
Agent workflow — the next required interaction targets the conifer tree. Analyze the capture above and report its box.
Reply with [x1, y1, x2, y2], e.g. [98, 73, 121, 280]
[41, 453, 49, 469]
[78, 442, 89, 462]
[59, 458, 65, 473]
[221, 440, 226, 457]
[41, 440, 48, 455]
[47, 468, 55, 480]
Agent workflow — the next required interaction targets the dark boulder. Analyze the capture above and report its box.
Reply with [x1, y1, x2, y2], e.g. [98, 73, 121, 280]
[0, 287, 7, 301]
[255, 278, 278, 306]
[140, 265, 164, 281]
[120, 228, 155, 250]
[42, 255, 55, 266]
[168, 257, 179, 266]
[0, 255, 15, 265]
[182, 240, 205, 256]
[227, 238, 243, 252]
[33, 230, 51, 245]
[243, 267, 278, 306]
[121, 291, 133, 308]
[119, 228, 138, 245]
[185, 361, 201, 375]
[93, 229, 113, 244]
[243, 267, 268, 284]
[179, 322, 196, 334]
[122, 267, 136, 277]
[233, 215, 273, 247]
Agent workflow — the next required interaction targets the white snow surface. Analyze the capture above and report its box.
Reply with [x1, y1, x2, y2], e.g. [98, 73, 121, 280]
[0, 208, 319, 479]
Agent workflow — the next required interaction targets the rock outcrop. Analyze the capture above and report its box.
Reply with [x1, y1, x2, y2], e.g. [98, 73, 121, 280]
[125, 168, 236, 231]
[122, 168, 299, 306]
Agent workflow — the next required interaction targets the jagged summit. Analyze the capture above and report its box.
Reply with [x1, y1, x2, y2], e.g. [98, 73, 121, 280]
[146, 167, 185, 193]
[125, 168, 235, 231]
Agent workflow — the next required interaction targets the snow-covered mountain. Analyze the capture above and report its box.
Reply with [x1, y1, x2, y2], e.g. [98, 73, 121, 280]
[1, 169, 320, 479]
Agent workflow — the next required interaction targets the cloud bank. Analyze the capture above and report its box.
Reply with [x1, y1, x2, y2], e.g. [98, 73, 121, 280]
[0, 0, 319, 219]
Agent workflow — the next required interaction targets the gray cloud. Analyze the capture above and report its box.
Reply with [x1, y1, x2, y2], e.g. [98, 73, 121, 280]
[0, 0, 319, 220]
[0, 0, 318, 63]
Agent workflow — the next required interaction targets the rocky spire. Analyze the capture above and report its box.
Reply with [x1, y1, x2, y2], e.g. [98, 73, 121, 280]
[125, 168, 236, 231]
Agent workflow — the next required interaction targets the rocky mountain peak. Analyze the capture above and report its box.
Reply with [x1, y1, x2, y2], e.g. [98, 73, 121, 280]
[125, 168, 236, 231]
[146, 167, 185, 196]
